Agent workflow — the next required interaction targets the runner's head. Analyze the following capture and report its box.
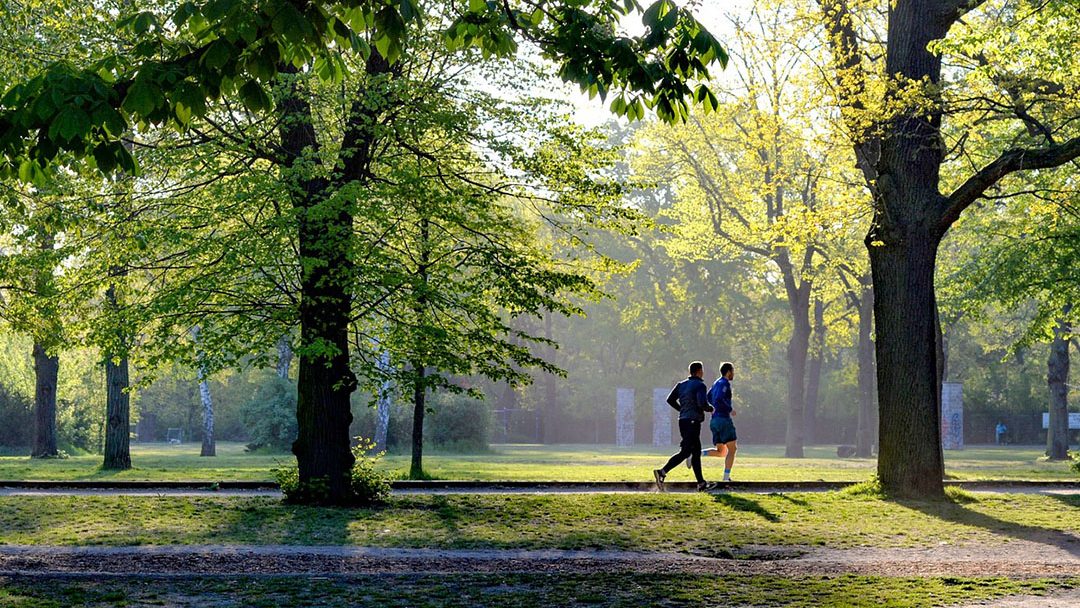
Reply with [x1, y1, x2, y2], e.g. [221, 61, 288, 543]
[720, 362, 734, 380]
[689, 361, 704, 378]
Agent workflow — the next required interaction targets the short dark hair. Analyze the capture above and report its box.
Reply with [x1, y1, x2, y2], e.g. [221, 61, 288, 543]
[720, 362, 734, 376]
[689, 361, 703, 376]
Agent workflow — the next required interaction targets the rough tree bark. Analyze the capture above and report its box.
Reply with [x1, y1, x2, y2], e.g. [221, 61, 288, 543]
[103, 355, 131, 468]
[856, 284, 877, 457]
[1046, 316, 1070, 460]
[31, 342, 58, 458]
[102, 281, 131, 470]
[100, 285, 130, 466]
[282, 53, 393, 502]
[408, 216, 431, 479]
[782, 269, 812, 457]
[410, 363, 427, 479]
[31, 229, 59, 458]
[287, 117, 356, 498]
[804, 300, 826, 445]
[817, 0, 1080, 496]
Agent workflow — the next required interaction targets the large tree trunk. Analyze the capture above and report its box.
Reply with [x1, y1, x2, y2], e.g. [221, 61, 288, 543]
[866, 0, 957, 498]
[818, 0, 1080, 496]
[102, 281, 131, 470]
[103, 355, 131, 469]
[869, 222, 945, 497]
[410, 363, 426, 479]
[804, 300, 825, 445]
[785, 296, 811, 457]
[31, 342, 59, 458]
[291, 202, 355, 496]
[1046, 316, 1070, 460]
[276, 63, 364, 504]
[856, 284, 877, 457]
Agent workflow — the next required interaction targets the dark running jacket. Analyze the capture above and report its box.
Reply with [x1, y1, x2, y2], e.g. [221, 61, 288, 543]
[666, 376, 713, 422]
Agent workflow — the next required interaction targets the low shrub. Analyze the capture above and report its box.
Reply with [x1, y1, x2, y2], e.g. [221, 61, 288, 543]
[275, 437, 391, 506]
[241, 371, 297, 452]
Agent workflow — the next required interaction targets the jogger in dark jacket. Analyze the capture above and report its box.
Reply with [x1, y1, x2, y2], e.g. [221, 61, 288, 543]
[654, 361, 715, 492]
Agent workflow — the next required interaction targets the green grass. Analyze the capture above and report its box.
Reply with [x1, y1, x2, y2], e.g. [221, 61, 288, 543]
[0, 575, 1072, 607]
[0, 491, 1075, 551]
[0, 442, 1073, 482]
[0, 442, 286, 481]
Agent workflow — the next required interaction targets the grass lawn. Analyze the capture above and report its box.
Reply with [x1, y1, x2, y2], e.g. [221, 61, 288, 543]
[0, 574, 1072, 607]
[0, 490, 1075, 551]
[0, 442, 1073, 483]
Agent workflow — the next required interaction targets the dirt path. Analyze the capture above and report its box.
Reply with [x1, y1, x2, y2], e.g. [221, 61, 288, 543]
[0, 540, 1076, 578]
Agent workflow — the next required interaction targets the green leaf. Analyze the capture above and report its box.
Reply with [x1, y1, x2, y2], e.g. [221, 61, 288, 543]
[400, 0, 420, 23]
[238, 80, 271, 113]
[172, 2, 198, 28]
[469, 0, 487, 13]
[92, 142, 117, 173]
[202, 39, 234, 71]
[175, 102, 192, 125]
[204, 0, 238, 21]
[642, 0, 668, 29]
[133, 11, 157, 35]
[17, 159, 34, 183]
[51, 107, 90, 141]
[92, 104, 128, 137]
[122, 78, 163, 118]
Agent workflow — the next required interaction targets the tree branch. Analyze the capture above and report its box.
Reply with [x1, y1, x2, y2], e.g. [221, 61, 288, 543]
[936, 0, 991, 26]
[941, 136, 1080, 232]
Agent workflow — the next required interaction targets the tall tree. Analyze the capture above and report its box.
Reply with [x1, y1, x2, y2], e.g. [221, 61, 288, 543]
[816, 0, 1080, 496]
[635, 2, 863, 457]
[1046, 315, 1070, 459]
[29, 230, 60, 458]
[101, 280, 131, 469]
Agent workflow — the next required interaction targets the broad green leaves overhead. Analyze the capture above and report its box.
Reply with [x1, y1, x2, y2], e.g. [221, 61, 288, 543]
[0, 0, 727, 184]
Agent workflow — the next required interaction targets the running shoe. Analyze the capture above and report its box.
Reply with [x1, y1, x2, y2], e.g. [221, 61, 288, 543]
[653, 469, 666, 492]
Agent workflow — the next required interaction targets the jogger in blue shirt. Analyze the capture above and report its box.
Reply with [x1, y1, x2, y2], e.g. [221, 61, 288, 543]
[703, 362, 738, 482]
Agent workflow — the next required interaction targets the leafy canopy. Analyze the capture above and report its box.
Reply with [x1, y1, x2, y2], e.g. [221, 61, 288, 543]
[0, 0, 727, 183]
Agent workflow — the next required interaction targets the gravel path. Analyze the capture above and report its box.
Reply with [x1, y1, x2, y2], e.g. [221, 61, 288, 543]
[0, 539, 1076, 578]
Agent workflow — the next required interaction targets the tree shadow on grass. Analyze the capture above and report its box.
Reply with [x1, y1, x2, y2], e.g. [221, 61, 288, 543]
[899, 491, 1080, 557]
[212, 497, 355, 546]
[769, 493, 809, 507]
[711, 494, 780, 522]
